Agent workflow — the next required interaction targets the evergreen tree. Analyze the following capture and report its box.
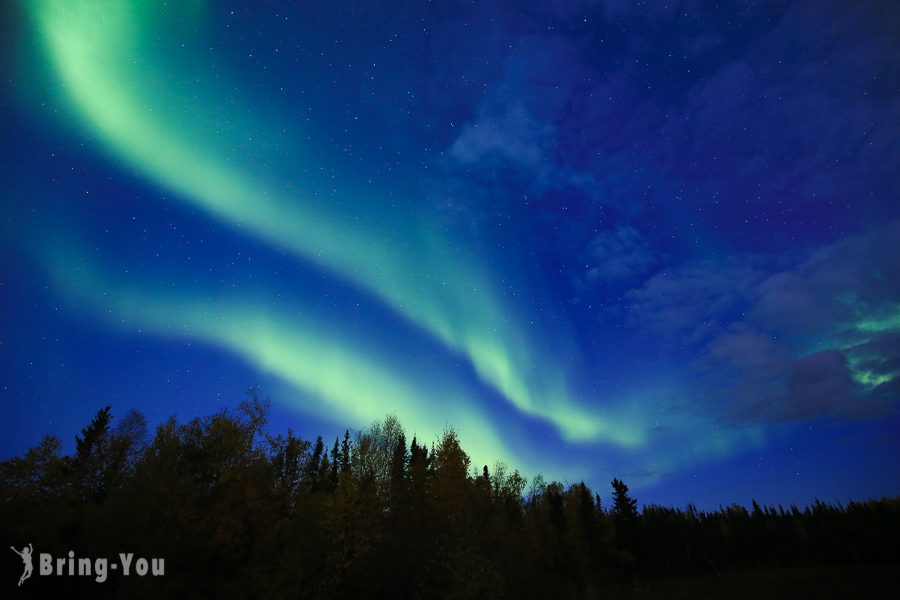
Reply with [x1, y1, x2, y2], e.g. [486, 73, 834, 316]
[611, 477, 638, 569]
[73, 404, 112, 469]
[389, 432, 408, 508]
[611, 478, 637, 519]
[340, 429, 351, 474]
[71, 404, 113, 501]
[329, 436, 340, 488]
[304, 436, 324, 489]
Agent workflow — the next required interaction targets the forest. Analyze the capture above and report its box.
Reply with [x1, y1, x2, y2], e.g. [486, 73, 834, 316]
[2, 392, 898, 598]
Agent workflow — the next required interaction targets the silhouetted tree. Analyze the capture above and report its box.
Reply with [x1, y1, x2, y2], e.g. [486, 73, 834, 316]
[304, 436, 324, 490]
[340, 429, 351, 474]
[2, 395, 900, 598]
[389, 433, 408, 509]
[611, 478, 637, 519]
[328, 436, 340, 490]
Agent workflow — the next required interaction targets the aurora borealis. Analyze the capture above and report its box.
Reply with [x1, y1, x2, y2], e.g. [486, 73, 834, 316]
[2, 0, 899, 506]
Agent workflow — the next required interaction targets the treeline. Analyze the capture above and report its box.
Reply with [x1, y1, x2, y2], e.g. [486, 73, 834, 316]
[1, 394, 898, 598]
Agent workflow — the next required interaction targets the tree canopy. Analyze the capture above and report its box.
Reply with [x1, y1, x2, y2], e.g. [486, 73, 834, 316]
[2, 393, 898, 598]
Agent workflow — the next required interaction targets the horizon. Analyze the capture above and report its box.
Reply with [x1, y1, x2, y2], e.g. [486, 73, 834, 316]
[8, 396, 899, 513]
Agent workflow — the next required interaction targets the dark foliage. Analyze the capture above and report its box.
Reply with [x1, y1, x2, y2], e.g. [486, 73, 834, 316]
[2, 393, 898, 598]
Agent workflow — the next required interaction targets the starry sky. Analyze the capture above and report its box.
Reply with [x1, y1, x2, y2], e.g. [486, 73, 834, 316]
[2, 0, 899, 508]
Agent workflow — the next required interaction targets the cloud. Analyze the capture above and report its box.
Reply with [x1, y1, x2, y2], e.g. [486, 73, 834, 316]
[440, 34, 600, 198]
[626, 258, 762, 346]
[624, 221, 900, 423]
[695, 325, 863, 422]
[507, 0, 900, 247]
[437, 0, 900, 429]
[449, 103, 550, 168]
[661, 1, 900, 229]
[751, 221, 900, 339]
[580, 226, 656, 287]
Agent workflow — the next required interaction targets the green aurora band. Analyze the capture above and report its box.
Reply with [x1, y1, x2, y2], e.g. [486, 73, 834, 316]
[40, 241, 584, 476]
[36, 236, 754, 486]
[856, 306, 900, 335]
[24, 0, 640, 446]
[838, 306, 900, 389]
[32, 227, 770, 490]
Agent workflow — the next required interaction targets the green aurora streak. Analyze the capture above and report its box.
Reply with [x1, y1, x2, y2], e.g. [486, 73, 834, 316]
[856, 306, 900, 335]
[845, 306, 899, 388]
[40, 242, 586, 475]
[35, 232, 765, 485]
[24, 0, 639, 446]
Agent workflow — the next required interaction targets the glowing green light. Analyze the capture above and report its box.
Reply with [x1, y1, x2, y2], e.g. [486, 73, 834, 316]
[41, 246, 553, 473]
[847, 352, 896, 389]
[25, 0, 631, 445]
[856, 306, 900, 333]
[852, 370, 894, 388]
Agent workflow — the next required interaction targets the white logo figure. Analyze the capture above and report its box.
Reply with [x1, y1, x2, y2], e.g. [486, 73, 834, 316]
[10, 544, 33, 586]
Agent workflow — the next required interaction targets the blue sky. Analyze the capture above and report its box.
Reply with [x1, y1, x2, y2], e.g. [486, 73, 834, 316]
[2, 0, 898, 507]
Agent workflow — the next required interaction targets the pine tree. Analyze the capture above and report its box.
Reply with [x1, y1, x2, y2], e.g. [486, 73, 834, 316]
[408, 436, 427, 494]
[73, 405, 112, 470]
[610, 477, 638, 566]
[340, 429, 351, 474]
[71, 405, 113, 501]
[304, 436, 324, 489]
[390, 433, 408, 508]
[611, 478, 637, 519]
[329, 436, 340, 488]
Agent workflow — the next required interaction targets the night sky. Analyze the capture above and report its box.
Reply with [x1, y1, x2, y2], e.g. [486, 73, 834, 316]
[2, 0, 899, 509]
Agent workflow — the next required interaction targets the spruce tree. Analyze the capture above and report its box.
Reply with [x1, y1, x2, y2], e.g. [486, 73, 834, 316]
[611, 478, 637, 519]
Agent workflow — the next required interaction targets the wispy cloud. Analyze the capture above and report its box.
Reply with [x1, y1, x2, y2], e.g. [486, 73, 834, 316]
[622, 221, 900, 423]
